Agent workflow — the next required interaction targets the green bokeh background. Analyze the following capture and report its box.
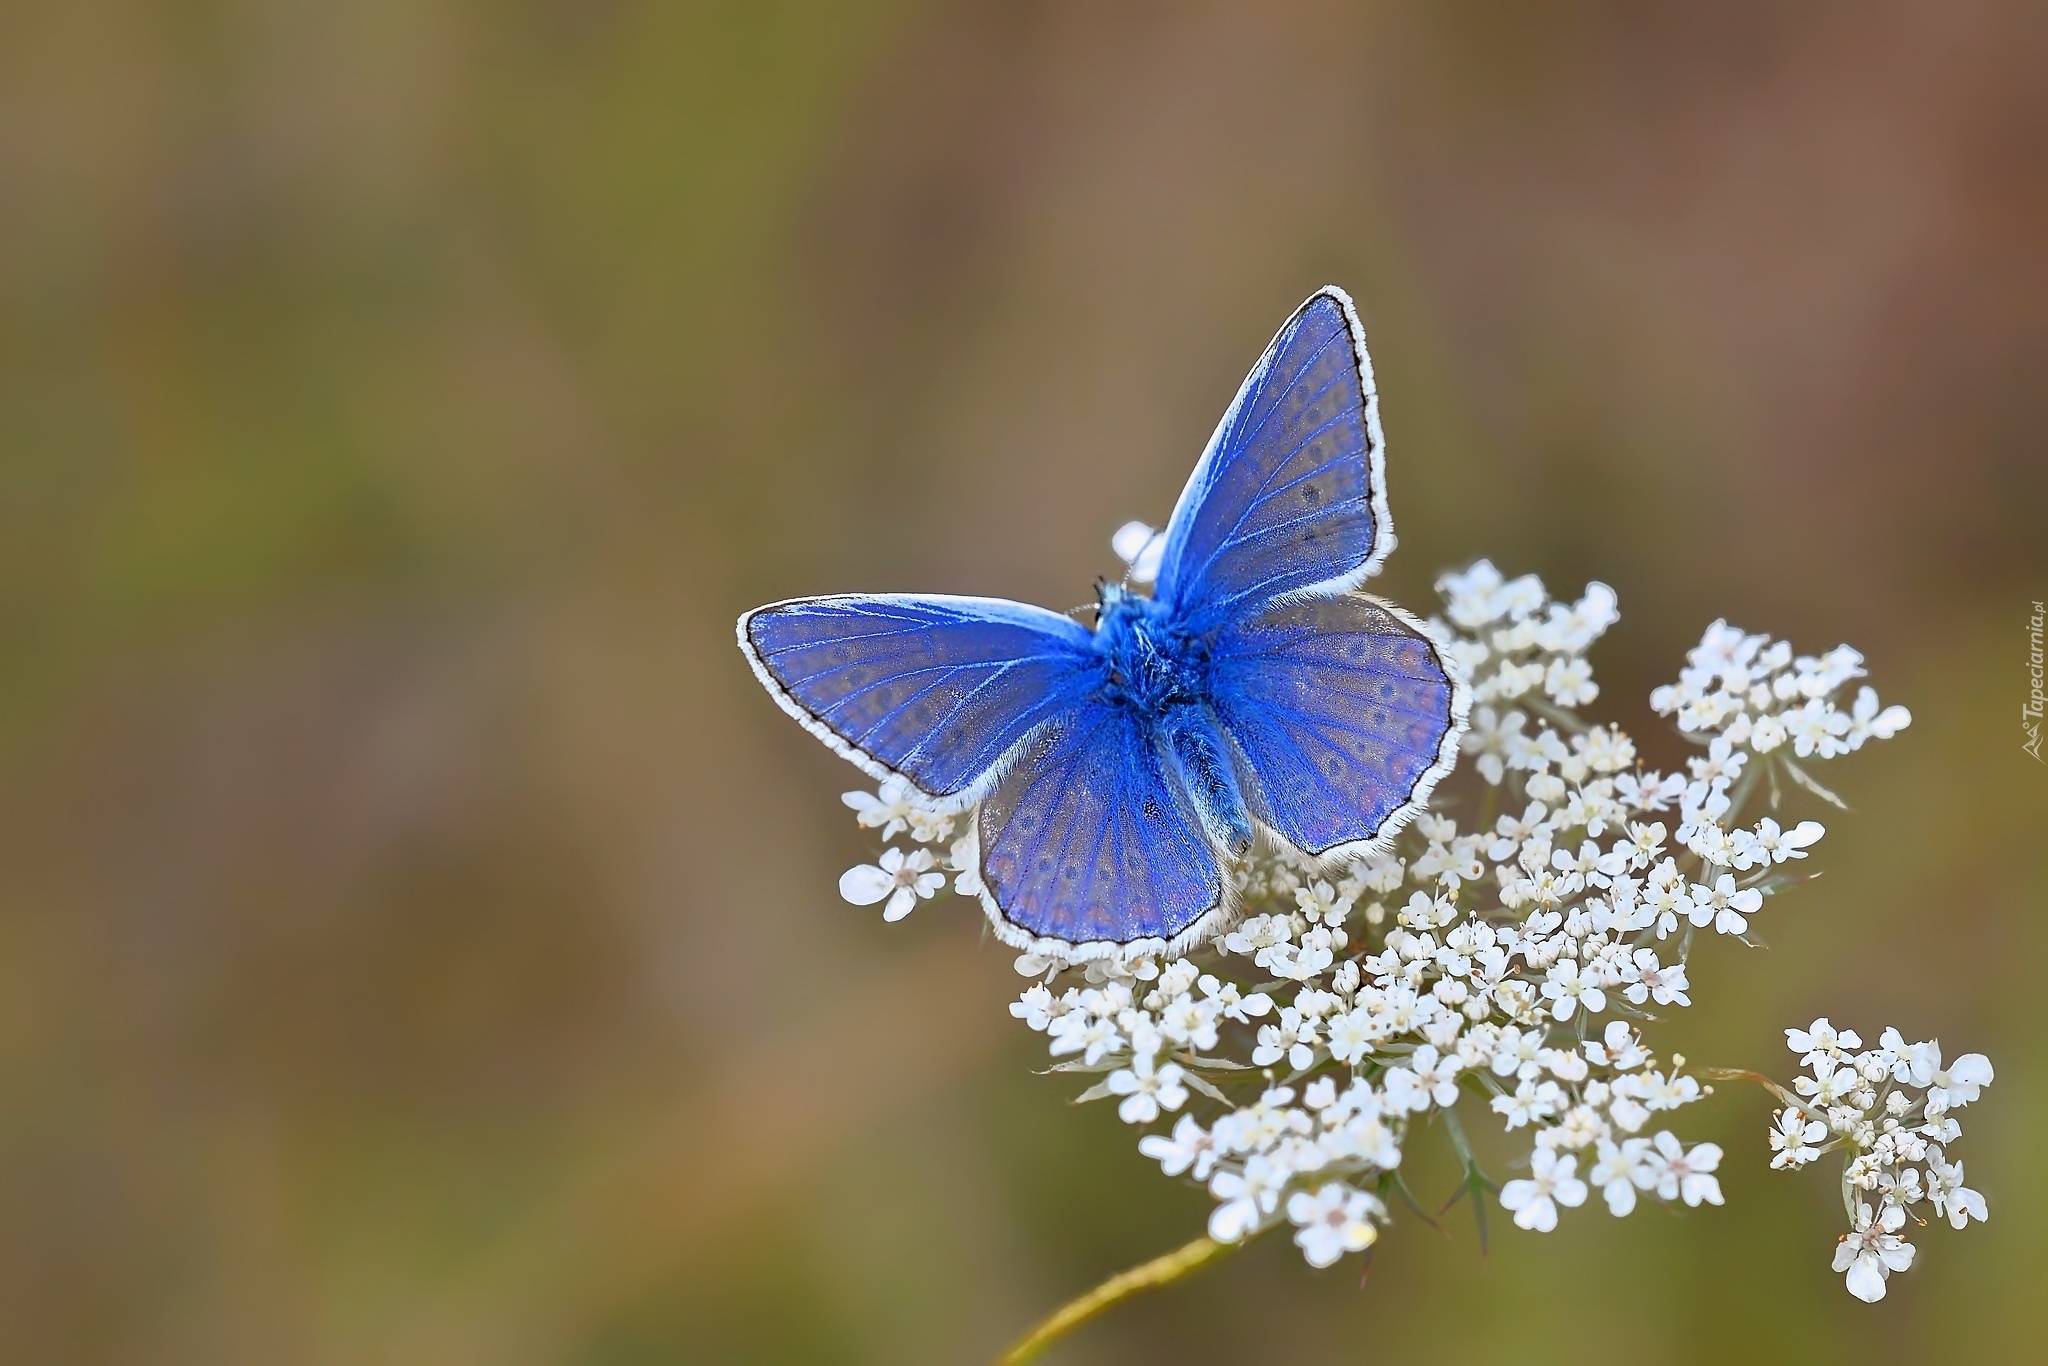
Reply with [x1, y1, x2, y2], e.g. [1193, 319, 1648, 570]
[2, 3, 2045, 1362]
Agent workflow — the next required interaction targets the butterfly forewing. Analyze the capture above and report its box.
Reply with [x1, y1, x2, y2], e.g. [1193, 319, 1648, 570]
[1154, 289, 1387, 625]
[740, 594, 1098, 804]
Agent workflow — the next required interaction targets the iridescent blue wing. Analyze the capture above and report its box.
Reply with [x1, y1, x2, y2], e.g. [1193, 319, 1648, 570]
[1208, 593, 1466, 860]
[1153, 287, 1388, 627]
[739, 595, 1099, 807]
[977, 703, 1226, 951]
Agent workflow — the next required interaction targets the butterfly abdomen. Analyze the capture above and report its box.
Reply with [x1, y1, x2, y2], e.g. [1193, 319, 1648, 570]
[1157, 709, 1255, 860]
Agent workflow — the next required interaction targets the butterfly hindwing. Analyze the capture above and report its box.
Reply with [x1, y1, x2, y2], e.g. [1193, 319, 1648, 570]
[1209, 592, 1464, 859]
[739, 594, 1099, 806]
[977, 703, 1226, 949]
[1153, 288, 1388, 625]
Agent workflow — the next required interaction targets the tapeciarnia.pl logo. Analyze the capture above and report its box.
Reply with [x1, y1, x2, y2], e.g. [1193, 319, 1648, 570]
[2027, 599, 2045, 762]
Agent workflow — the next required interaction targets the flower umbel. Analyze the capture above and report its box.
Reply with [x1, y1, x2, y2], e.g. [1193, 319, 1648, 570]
[1749, 1019, 1994, 1301]
[825, 542, 1982, 1337]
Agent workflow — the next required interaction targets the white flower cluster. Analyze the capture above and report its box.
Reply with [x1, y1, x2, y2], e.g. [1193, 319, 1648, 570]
[835, 782, 971, 921]
[825, 542, 1980, 1304]
[1764, 1019, 1993, 1301]
[1650, 620, 1911, 768]
[999, 553, 1733, 1267]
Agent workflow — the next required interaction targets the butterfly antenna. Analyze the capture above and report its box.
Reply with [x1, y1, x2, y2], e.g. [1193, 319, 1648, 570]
[1065, 578, 1114, 626]
[1117, 529, 1165, 591]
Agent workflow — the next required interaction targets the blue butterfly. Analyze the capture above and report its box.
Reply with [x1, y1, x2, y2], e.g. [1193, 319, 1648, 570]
[738, 287, 1469, 961]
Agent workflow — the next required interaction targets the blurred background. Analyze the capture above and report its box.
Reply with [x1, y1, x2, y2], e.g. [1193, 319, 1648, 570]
[2, 2, 2045, 1362]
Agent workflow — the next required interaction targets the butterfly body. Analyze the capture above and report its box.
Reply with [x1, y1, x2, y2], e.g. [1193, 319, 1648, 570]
[1091, 582, 1255, 858]
[738, 287, 1469, 962]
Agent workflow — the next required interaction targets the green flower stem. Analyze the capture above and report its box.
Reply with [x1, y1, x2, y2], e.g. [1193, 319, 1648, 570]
[1723, 758, 1763, 824]
[995, 1232, 1242, 1365]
